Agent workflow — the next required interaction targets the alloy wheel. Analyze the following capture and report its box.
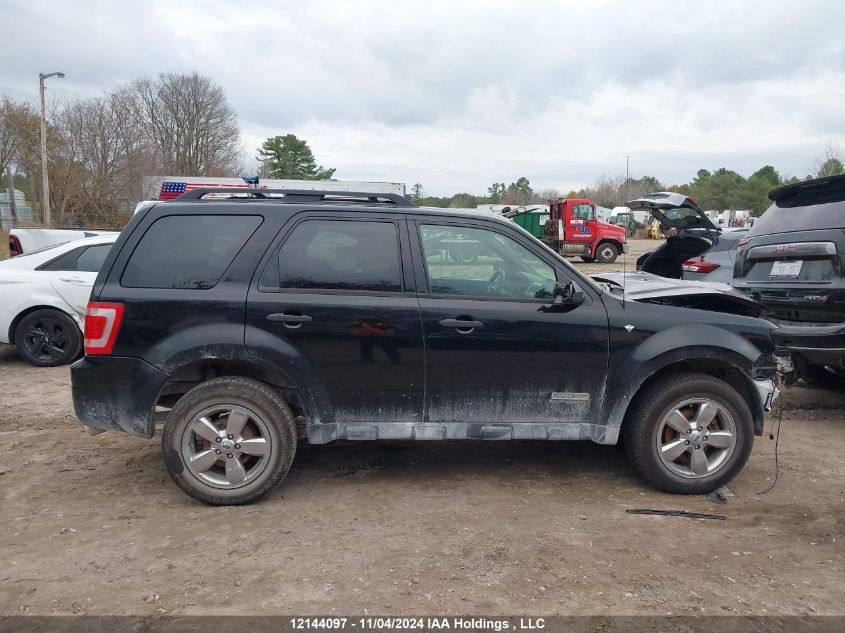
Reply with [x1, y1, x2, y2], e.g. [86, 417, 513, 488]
[22, 317, 70, 362]
[181, 405, 272, 489]
[655, 398, 737, 479]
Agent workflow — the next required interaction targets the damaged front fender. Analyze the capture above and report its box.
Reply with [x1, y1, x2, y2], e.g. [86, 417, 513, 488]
[599, 315, 779, 441]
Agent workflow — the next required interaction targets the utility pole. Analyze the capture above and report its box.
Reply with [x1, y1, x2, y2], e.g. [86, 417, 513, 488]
[625, 155, 630, 205]
[39, 71, 64, 226]
[6, 165, 18, 224]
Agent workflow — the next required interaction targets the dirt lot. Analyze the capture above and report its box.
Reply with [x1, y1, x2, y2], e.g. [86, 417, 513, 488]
[1, 241, 843, 617]
[570, 237, 654, 277]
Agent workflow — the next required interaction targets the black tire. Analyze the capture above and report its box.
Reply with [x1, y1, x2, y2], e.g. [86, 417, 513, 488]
[14, 309, 82, 367]
[161, 377, 297, 505]
[580, 256, 596, 263]
[622, 372, 754, 494]
[797, 361, 845, 390]
[595, 242, 619, 263]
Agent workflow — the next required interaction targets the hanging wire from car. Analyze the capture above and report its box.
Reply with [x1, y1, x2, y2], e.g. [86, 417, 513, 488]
[756, 381, 785, 495]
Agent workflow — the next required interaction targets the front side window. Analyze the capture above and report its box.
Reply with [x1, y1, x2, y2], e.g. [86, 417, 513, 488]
[572, 204, 595, 221]
[420, 224, 557, 299]
[271, 220, 402, 292]
[121, 215, 262, 289]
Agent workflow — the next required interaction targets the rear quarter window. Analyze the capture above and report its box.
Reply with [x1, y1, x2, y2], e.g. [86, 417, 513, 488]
[121, 215, 262, 289]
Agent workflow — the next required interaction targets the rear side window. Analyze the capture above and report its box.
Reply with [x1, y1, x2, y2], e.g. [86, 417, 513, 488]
[38, 243, 113, 272]
[262, 220, 402, 292]
[75, 244, 113, 272]
[122, 215, 262, 289]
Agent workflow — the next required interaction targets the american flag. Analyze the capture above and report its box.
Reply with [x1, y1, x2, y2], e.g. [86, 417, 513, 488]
[158, 181, 250, 201]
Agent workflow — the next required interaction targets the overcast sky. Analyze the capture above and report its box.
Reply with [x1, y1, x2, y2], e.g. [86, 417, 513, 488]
[2, 0, 844, 195]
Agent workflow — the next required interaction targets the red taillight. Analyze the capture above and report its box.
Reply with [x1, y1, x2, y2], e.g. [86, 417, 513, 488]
[84, 302, 125, 355]
[737, 237, 752, 247]
[9, 235, 22, 257]
[682, 256, 720, 273]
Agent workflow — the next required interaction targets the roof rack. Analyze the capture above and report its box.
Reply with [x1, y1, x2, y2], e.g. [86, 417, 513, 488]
[174, 187, 417, 207]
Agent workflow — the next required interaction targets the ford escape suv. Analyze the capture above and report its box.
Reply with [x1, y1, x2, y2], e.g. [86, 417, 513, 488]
[72, 188, 781, 505]
[733, 175, 845, 388]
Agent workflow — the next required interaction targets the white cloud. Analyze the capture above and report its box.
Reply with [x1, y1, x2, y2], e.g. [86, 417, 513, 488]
[2, 0, 844, 194]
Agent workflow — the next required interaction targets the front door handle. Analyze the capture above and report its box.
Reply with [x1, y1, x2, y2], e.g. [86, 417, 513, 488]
[266, 313, 313, 328]
[439, 318, 484, 333]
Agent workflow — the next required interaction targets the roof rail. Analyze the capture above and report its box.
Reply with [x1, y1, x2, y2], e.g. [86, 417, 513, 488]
[174, 187, 417, 207]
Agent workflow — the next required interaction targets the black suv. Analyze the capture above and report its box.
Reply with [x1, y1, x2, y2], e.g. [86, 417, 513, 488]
[733, 175, 845, 387]
[72, 188, 781, 505]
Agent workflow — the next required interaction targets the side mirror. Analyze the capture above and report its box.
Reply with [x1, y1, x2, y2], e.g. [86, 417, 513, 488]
[552, 281, 585, 307]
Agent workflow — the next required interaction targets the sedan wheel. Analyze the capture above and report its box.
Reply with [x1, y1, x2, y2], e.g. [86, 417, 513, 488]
[14, 309, 82, 367]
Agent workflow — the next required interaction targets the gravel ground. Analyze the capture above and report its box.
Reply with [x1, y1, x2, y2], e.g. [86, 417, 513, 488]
[1, 240, 843, 616]
[567, 238, 655, 277]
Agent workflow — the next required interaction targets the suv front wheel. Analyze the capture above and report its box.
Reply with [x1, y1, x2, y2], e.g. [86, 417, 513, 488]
[623, 373, 754, 494]
[162, 377, 297, 505]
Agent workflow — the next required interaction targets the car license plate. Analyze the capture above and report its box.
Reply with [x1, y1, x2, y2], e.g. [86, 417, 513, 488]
[770, 260, 803, 278]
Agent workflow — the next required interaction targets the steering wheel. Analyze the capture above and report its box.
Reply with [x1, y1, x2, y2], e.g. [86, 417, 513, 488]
[488, 268, 506, 295]
[526, 282, 544, 298]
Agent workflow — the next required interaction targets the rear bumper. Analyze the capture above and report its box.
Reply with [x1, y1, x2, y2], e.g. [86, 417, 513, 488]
[71, 356, 168, 438]
[771, 321, 845, 367]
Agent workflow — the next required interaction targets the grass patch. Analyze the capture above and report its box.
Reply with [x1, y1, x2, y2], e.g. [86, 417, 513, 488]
[0, 230, 8, 260]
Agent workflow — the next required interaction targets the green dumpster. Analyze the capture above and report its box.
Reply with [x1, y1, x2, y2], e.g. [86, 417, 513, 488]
[511, 210, 550, 238]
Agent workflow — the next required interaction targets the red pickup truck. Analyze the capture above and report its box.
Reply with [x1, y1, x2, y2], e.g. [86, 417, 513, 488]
[541, 198, 628, 263]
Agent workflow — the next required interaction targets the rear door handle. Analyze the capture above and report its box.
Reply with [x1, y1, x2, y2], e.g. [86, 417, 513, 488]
[59, 276, 85, 284]
[266, 313, 313, 328]
[439, 318, 484, 332]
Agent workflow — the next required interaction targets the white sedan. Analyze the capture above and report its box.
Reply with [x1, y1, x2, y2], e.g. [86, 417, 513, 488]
[0, 234, 118, 366]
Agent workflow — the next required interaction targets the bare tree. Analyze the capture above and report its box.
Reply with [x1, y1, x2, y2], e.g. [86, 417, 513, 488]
[0, 98, 39, 183]
[533, 188, 561, 203]
[56, 91, 152, 217]
[815, 142, 844, 178]
[129, 72, 241, 175]
[578, 174, 626, 208]
[1, 99, 46, 218]
[0, 98, 17, 178]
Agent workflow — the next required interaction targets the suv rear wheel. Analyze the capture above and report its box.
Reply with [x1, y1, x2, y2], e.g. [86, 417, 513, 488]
[161, 377, 297, 505]
[623, 373, 754, 494]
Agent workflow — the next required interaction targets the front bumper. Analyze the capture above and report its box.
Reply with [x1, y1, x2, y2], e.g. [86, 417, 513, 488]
[752, 378, 779, 412]
[621, 243, 629, 254]
[771, 321, 845, 368]
[71, 356, 169, 438]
